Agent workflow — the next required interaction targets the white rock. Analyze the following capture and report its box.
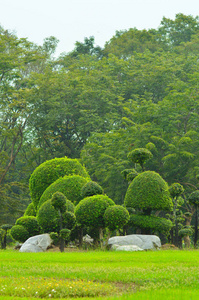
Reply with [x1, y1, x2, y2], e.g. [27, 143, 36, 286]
[19, 234, 52, 253]
[115, 245, 143, 251]
[108, 234, 161, 250]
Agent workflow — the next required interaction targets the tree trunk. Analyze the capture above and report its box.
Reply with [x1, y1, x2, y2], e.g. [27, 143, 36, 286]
[78, 227, 83, 249]
[194, 207, 198, 248]
[99, 228, 104, 250]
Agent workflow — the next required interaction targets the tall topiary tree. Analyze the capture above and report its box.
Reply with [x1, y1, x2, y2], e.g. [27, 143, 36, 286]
[124, 171, 173, 234]
[188, 190, 199, 248]
[75, 195, 115, 248]
[29, 157, 90, 210]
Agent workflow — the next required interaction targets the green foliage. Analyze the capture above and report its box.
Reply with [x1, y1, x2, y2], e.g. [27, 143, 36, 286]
[37, 200, 59, 233]
[10, 225, 29, 243]
[38, 175, 89, 209]
[50, 232, 59, 245]
[16, 216, 40, 237]
[75, 195, 115, 228]
[81, 181, 104, 198]
[188, 190, 199, 207]
[127, 148, 153, 170]
[121, 169, 138, 182]
[130, 214, 173, 234]
[51, 192, 67, 213]
[104, 205, 130, 231]
[60, 228, 71, 241]
[24, 203, 36, 217]
[169, 183, 184, 198]
[62, 211, 76, 230]
[124, 171, 173, 212]
[1, 224, 12, 231]
[178, 226, 193, 237]
[29, 157, 90, 209]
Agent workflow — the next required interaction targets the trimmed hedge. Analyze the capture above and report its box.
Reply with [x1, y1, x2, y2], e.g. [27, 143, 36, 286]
[10, 225, 29, 243]
[104, 205, 130, 231]
[124, 171, 173, 211]
[38, 175, 89, 209]
[75, 195, 115, 228]
[24, 203, 36, 217]
[81, 181, 104, 198]
[37, 200, 60, 233]
[16, 216, 40, 237]
[29, 157, 90, 209]
[129, 214, 173, 234]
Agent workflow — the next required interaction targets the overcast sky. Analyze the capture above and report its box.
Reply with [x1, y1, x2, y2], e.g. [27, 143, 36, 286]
[0, 0, 199, 56]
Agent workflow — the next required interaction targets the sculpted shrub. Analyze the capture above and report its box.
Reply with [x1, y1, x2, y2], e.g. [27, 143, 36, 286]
[24, 203, 36, 217]
[38, 175, 89, 209]
[16, 216, 40, 237]
[10, 225, 29, 243]
[104, 205, 130, 231]
[81, 181, 104, 198]
[29, 157, 90, 209]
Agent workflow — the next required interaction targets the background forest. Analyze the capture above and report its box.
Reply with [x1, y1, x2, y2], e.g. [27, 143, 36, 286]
[1, 13, 199, 238]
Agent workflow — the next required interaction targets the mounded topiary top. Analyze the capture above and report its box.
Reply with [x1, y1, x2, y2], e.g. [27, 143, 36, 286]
[75, 195, 115, 228]
[38, 175, 89, 209]
[29, 157, 90, 209]
[124, 171, 173, 212]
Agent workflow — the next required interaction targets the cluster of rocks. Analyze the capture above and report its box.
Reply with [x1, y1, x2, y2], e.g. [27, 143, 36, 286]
[18, 233, 161, 252]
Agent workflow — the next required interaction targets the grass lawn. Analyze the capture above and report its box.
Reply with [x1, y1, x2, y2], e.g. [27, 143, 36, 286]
[0, 249, 199, 299]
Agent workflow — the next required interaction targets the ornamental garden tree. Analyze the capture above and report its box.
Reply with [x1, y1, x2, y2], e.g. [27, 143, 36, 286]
[124, 171, 173, 234]
[168, 183, 185, 247]
[127, 148, 153, 172]
[188, 190, 199, 248]
[0, 224, 12, 249]
[75, 195, 115, 248]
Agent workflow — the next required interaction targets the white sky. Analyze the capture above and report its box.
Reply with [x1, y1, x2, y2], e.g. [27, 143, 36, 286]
[0, 0, 199, 56]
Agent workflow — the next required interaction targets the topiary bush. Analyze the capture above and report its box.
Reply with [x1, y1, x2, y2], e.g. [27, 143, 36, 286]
[16, 216, 40, 237]
[124, 171, 173, 212]
[62, 211, 76, 230]
[37, 200, 60, 233]
[38, 175, 89, 209]
[127, 148, 153, 171]
[24, 203, 36, 217]
[104, 205, 130, 231]
[189, 190, 199, 206]
[75, 195, 115, 229]
[169, 183, 184, 198]
[10, 225, 29, 243]
[129, 214, 173, 234]
[29, 157, 90, 209]
[51, 192, 67, 213]
[81, 181, 104, 198]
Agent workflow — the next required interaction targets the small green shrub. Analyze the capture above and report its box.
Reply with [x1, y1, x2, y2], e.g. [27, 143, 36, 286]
[189, 190, 199, 206]
[38, 175, 89, 209]
[24, 203, 36, 216]
[62, 211, 76, 230]
[127, 148, 153, 170]
[75, 195, 115, 228]
[37, 200, 59, 233]
[60, 228, 71, 241]
[16, 216, 40, 237]
[104, 205, 130, 231]
[81, 181, 104, 198]
[29, 157, 90, 209]
[10, 225, 29, 243]
[51, 192, 67, 213]
[50, 232, 59, 245]
[169, 183, 184, 198]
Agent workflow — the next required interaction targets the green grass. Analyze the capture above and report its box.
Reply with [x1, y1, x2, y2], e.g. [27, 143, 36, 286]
[0, 249, 199, 299]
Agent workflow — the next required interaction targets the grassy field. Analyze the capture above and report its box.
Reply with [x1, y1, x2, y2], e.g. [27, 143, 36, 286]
[0, 249, 199, 299]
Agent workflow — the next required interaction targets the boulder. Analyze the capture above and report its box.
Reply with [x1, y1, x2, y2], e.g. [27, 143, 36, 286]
[115, 245, 143, 251]
[108, 234, 161, 250]
[19, 234, 52, 253]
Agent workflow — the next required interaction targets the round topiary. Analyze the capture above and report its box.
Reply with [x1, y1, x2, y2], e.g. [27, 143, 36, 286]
[16, 216, 40, 237]
[10, 225, 29, 243]
[81, 181, 104, 198]
[127, 148, 153, 170]
[29, 157, 90, 209]
[37, 200, 60, 233]
[129, 214, 173, 234]
[104, 205, 130, 231]
[189, 190, 199, 207]
[178, 227, 193, 237]
[24, 203, 36, 217]
[38, 175, 89, 209]
[60, 229, 71, 241]
[62, 211, 76, 230]
[169, 183, 184, 198]
[124, 171, 173, 212]
[51, 192, 67, 213]
[75, 195, 115, 228]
